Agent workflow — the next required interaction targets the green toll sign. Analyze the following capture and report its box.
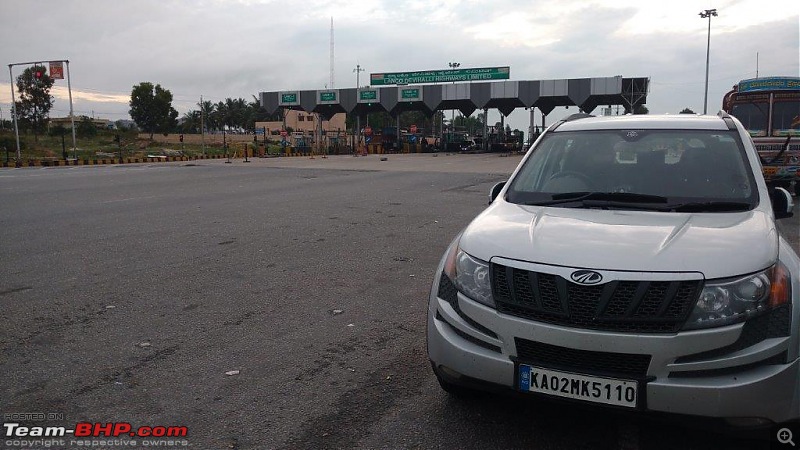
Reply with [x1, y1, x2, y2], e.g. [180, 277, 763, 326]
[371, 66, 510, 86]
[359, 90, 377, 101]
[401, 89, 420, 100]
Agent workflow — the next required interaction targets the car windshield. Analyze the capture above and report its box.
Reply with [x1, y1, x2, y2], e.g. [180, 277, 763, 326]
[506, 129, 758, 211]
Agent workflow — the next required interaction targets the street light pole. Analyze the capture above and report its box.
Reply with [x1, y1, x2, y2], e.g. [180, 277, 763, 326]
[447, 62, 460, 147]
[699, 8, 717, 115]
[353, 64, 365, 154]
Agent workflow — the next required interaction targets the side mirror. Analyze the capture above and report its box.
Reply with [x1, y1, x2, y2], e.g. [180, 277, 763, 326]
[489, 181, 506, 204]
[770, 187, 794, 219]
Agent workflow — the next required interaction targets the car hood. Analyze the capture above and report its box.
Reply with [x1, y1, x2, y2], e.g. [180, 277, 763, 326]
[459, 201, 778, 279]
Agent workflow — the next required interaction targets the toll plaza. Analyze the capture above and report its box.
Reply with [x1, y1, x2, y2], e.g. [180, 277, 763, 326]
[260, 68, 649, 153]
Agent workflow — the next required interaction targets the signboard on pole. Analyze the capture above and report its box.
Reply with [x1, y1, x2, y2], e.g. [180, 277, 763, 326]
[318, 90, 339, 103]
[279, 91, 300, 106]
[399, 88, 422, 102]
[371, 66, 510, 85]
[358, 89, 379, 103]
[49, 61, 64, 79]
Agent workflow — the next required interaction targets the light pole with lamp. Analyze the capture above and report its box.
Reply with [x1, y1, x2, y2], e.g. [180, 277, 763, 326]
[699, 8, 717, 115]
[353, 64, 365, 154]
[447, 62, 460, 148]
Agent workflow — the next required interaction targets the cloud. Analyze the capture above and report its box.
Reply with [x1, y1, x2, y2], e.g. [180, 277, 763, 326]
[0, 0, 797, 130]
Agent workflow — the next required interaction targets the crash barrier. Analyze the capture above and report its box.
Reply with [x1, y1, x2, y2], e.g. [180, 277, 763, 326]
[0, 154, 231, 168]
[1, 143, 445, 166]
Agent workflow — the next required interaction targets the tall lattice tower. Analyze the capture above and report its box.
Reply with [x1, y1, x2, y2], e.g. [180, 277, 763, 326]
[329, 17, 335, 88]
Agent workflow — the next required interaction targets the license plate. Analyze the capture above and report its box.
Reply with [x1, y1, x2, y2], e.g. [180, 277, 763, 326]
[518, 365, 638, 408]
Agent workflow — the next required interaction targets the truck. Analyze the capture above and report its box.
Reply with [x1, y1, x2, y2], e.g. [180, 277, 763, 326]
[723, 76, 800, 194]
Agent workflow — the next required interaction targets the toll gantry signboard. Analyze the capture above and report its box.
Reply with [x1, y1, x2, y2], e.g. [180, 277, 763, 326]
[370, 67, 510, 86]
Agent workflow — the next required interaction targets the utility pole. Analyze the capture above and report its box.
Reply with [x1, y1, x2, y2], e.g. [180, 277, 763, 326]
[353, 64, 365, 154]
[65, 60, 76, 160]
[200, 95, 205, 156]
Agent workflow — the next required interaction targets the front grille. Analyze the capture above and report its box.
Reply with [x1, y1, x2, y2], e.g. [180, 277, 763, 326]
[515, 338, 651, 378]
[492, 263, 701, 333]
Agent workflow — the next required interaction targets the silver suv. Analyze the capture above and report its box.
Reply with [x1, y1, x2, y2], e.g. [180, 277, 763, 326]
[427, 112, 798, 426]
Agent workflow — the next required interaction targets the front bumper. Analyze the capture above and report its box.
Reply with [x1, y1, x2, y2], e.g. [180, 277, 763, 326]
[427, 279, 800, 424]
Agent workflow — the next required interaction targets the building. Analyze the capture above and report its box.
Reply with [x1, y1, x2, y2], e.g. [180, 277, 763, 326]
[48, 116, 111, 130]
[255, 109, 346, 136]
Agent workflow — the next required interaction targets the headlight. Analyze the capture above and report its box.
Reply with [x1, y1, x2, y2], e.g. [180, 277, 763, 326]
[442, 243, 494, 308]
[683, 264, 790, 330]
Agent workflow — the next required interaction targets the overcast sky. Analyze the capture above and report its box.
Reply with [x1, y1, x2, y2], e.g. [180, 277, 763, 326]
[0, 0, 798, 132]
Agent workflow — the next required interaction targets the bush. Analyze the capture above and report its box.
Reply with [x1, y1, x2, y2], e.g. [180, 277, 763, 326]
[77, 118, 97, 138]
[49, 124, 69, 137]
[0, 136, 23, 152]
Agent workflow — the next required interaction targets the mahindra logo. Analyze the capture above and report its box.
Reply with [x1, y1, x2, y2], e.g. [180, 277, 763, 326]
[570, 270, 603, 285]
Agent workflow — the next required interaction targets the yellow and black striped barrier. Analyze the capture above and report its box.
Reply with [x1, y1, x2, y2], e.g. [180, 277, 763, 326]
[0, 155, 238, 168]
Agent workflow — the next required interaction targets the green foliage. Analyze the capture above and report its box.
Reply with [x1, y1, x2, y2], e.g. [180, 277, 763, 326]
[15, 65, 55, 137]
[49, 124, 69, 137]
[679, 108, 696, 114]
[453, 113, 485, 136]
[186, 96, 271, 133]
[77, 117, 98, 138]
[0, 135, 23, 151]
[633, 105, 649, 115]
[178, 110, 201, 133]
[114, 120, 137, 131]
[129, 82, 178, 138]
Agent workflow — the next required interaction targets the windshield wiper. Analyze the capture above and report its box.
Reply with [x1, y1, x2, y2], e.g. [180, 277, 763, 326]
[527, 192, 669, 206]
[666, 201, 752, 212]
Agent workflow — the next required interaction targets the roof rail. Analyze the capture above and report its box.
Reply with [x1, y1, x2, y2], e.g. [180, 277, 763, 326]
[563, 113, 595, 122]
[717, 110, 737, 130]
[550, 113, 595, 132]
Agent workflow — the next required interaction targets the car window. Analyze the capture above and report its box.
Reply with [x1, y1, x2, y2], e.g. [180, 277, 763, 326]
[507, 129, 758, 209]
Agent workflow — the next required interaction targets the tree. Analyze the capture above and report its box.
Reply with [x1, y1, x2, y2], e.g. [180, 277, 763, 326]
[48, 124, 68, 137]
[15, 65, 55, 142]
[453, 113, 485, 136]
[198, 100, 216, 132]
[77, 116, 97, 138]
[248, 95, 275, 131]
[114, 120, 138, 132]
[633, 105, 649, 115]
[679, 108, 696, 114]
[178, 111, 201, 133]
[129, 82, 178, 139]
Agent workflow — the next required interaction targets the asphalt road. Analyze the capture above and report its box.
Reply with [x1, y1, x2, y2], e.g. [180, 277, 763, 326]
[1, 155, 798, 450]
